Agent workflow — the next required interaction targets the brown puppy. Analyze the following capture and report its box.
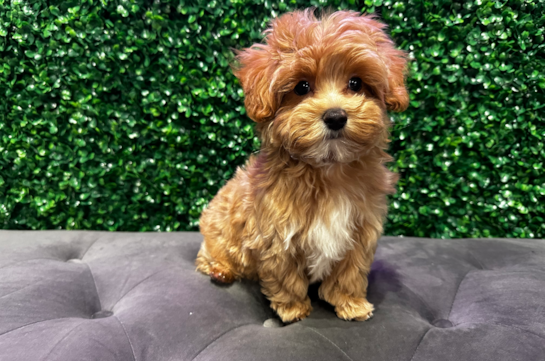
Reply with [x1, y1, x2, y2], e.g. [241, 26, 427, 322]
[196, 9, 408, 323]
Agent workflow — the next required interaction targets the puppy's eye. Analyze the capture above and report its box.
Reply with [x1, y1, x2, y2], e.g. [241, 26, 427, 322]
[294, 81, 310, 96]
[348, 77, 363, 92]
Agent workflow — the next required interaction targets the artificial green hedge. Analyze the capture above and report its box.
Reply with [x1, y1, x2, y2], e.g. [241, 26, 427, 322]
[1, 0, 544, 238]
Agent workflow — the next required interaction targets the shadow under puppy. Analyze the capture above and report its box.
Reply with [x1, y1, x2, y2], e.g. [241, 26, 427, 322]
[196, 9, 408, 323]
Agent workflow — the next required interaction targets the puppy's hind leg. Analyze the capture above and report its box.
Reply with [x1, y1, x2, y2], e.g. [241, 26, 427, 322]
[196, 167, 252, 285]
[195, 241, 237, 284]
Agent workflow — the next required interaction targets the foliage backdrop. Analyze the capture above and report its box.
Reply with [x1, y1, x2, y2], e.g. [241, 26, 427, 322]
[1, 0, 544, 238]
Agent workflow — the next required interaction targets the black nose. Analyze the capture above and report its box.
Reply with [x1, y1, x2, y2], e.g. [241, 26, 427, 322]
[323, 108, 347, 131]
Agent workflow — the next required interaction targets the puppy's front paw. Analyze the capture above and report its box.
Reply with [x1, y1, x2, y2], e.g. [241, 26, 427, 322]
[335, 298, 374, 321]
[271, 298, 312, 323]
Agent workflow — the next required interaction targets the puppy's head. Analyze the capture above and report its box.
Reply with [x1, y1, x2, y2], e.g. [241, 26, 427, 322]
[234, 10, 408, 165]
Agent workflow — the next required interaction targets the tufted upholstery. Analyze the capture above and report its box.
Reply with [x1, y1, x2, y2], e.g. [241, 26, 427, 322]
[1, 231, 544, 361]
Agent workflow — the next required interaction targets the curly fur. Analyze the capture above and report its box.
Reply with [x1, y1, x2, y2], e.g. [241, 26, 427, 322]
[196, 9, 408, 323]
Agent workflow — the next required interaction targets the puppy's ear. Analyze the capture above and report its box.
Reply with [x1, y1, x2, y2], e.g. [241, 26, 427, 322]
[361, 15, 409, 112]
[233, 46, 278, 123]
[382, 45, 409, 112]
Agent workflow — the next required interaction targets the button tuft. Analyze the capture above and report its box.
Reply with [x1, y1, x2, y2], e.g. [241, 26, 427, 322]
[263, 318, 283, 328]
[432, 319, 453, 328]
[92, 310, 113, 319]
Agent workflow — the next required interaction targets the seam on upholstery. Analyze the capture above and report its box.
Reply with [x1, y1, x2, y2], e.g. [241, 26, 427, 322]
[191, 323, 253, 361]
[80, 237, 101, 260]
[454, 321, 545, 341]
[114, 315, 137, 361]
[111, 269, 169, 310]
[408, 327, 432, 361]
[0, 258, 57, 271]
[0, 280, 45, 300]
[83, 261, 102, 311]
[447, 270, 472, 319]
[43, 323, 84, 360]
[399, 282, 436, 321]
[306, 327, 354, 361]
[466, 250, 486, 270]
[0, 317, 80, 338]
[475, 268, 545, 275]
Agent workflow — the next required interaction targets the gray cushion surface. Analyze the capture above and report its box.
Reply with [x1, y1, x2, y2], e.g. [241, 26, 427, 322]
[0, 231, 544, 361]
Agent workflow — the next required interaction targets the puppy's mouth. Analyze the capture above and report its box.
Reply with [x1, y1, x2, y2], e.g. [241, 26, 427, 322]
[323, 151, 337, 163]
[326, 130, 344, 140]
[319, 138, 353, 164]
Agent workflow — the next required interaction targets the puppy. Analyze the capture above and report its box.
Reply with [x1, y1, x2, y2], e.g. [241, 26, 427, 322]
[196, 9, 408, 323]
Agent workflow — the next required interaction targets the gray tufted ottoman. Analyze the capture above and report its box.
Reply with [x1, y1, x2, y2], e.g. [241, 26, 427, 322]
[1, 231, 544, 361]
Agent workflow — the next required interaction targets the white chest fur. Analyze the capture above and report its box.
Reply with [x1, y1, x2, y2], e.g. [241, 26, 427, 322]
[306, 194, 356, 283]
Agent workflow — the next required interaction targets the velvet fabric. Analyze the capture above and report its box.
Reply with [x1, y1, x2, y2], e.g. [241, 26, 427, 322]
[1, 231, 543, 361]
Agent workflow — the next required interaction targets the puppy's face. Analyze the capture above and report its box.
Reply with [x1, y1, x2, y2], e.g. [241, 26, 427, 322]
[235, 10, 408, 165]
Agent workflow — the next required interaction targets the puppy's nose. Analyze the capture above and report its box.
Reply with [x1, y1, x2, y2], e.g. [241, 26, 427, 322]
[323, 108, 347, 131]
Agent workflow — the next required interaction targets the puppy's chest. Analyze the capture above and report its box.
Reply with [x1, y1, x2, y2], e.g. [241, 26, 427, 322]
[304, 195, 357, 283]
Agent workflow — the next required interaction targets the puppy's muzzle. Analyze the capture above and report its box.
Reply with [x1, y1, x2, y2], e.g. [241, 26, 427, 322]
[323, 108, 347, 131]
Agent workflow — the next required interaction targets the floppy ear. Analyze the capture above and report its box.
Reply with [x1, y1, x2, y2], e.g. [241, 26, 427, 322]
[233, 46, 278, 123]
[361, 15, 409, 112]
[382, 45, 409, 112]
